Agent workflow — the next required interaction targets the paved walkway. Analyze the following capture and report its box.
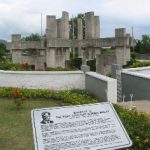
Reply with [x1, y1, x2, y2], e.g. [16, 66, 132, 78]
[118, 100, 150, 114]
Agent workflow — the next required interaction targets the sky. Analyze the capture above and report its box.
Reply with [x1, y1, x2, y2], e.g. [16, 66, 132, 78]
[0, 0, 150, 41]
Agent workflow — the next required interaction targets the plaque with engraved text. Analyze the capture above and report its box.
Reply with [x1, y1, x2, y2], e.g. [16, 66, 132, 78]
[31, 102, 132, 150]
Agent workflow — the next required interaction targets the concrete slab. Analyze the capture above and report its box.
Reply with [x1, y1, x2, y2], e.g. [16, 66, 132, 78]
[118, 100, 150, 115]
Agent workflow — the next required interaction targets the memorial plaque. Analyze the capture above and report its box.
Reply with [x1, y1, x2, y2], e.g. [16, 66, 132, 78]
[31, 102, 132, 150]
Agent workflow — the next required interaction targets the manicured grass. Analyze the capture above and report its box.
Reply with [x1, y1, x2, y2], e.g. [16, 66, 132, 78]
[1, 98, 150, 150]
[0, 98, 67, 150]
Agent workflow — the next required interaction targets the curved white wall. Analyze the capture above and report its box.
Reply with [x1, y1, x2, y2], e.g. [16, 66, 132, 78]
[0, 70, 85, 90]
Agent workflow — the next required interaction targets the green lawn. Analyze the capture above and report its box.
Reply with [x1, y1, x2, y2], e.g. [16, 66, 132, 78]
[1, 98, 150, 150]
[0, 98, 67, 150]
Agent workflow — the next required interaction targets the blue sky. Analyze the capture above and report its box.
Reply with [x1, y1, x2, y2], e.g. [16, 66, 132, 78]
[0, 0, 150, 41]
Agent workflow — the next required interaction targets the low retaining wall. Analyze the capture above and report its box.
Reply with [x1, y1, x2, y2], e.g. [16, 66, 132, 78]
[136, 54, 150, 60]
[85, 72, 117, 103]
[0, 70, 85, 90]
[122, 67, 150, 100]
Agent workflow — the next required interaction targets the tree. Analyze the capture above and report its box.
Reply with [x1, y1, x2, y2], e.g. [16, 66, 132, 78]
[69, 13, 85, 39]
[24, 33, 41, 41]
[134, 35, 150, 54]
[0, 43, 6, 62]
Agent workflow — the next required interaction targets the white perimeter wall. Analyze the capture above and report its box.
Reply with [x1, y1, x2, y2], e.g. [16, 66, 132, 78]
[0, 70, 85, 90]
[86, 72, 117, 103]
[0, 70, 118, 103]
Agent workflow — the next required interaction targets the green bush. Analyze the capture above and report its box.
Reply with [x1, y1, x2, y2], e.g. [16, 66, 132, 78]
[0, 87, 98, 105]
[0, 62, 32, 71]
[67, 58, 82, 70]
[87, 59, 96, 71]
[114, 104, 150, 150]
[124, 60, 150, 68]
[45, 67, 77, 71]
[0, 62, 79, 71]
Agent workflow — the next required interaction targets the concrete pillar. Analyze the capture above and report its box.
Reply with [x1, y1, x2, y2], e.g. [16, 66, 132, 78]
[77, 18, 83, 40]
[115, 47, 127, 65]
[65, 48, 70, 60]
[85, 12, 95, 39]
[11, 34, 21, 49]
[88, 49, 93, 59]
[46, 48, 56, 67]
[96, 55, 116, 75]
[126, 47, 131, 62]
[95, 48, 101, 58]
[82, 51, 87, 65]
[57, 19, 61, 38]
[125, 34, 131, 62]
[94, 16, 100, 38]
[78, 47, 83, 58]
[81, 65, 90, 73]
[11, 34, 21, 42]
[46, 15, 57, 39]
[126, 33, 130, 45]
[115, 28, 126, 37]
[111, 64, 122, 79]
[35, 56, 45, 70]
[96, 55, 105, 74]
[60, 11, 69, 39]
[12, 50, 22, 64]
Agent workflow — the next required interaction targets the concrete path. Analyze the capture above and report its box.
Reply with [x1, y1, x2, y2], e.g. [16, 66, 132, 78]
[118, 100, 150, 114]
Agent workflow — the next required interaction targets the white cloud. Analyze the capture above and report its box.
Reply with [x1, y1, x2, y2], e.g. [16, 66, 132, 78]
[0, 0, 150, 40]
[99, 0, 150, 24]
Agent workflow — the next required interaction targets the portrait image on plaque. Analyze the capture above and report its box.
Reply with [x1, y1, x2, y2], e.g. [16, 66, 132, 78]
[40, 111, 53, 124]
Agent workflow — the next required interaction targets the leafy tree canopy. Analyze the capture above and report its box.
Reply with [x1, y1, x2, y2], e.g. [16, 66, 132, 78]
[24, 33, 41, 41]
[134, 35, 150, 54]
[0, 43, 6, 62]
[69, 13, 85, 39]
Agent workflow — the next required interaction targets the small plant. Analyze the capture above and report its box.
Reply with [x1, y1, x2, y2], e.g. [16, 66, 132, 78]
[11, 88, 26, 110]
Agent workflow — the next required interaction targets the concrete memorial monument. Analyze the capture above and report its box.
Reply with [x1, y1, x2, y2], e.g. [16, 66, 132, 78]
[31, 102, 132, 150]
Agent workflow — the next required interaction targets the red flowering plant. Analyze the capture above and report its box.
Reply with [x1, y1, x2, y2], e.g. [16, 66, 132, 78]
[11, 88, 26, 110]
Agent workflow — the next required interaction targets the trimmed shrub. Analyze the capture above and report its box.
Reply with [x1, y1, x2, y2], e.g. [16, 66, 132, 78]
[0, 62, 32, 71]
[67, 58, 82, 70]
[114, 104, 150, 150]
[87, 59, 96, 71]
[124, 60, 150, 68]
[0, 87, 98, 105]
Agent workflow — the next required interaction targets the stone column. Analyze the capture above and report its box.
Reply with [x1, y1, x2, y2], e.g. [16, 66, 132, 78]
[35, 56, 45, 70]
[94, 48, 101, 58]
[94, 16, 100, 38]
[56, 19, 61, 38]
[46, 48, 56, 68]
[85, 12, 95, 39]
[65, 48, 70, 60]
[115, 47, 127, 65]
[46, 15, 57, 39]
[111, 64, 122, 79]
[11, 34, 21, 49]
[60, 11, 69, 39]
[82, 51, 87, 65]
[12, 50, 22, 64]
[126, 34, 131, 62]
[115, 28, 126, 37]
[126, 47, 131, 62]
[96, 55, 116, 75]
[77, 18, 83, 58]
[78, 46, 83, 58]
[11, 34, 22, 64]
[77, 18, 83, 40]
[11, 34, 21, 42]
